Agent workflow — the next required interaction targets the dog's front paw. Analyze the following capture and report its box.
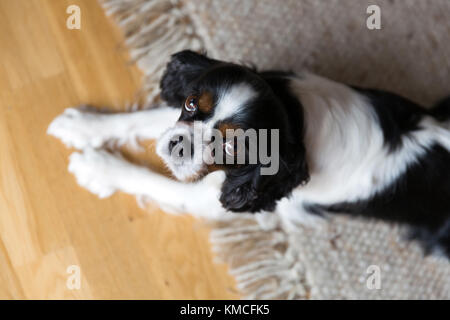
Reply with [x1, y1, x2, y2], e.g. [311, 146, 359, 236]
[48, 107, 107, 149]
[276, 197, 328, 232]
[68, 149, 123, 198]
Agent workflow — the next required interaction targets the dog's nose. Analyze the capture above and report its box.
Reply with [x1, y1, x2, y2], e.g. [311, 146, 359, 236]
[168, 134, 191, 158]
[168, 135, 183, 153]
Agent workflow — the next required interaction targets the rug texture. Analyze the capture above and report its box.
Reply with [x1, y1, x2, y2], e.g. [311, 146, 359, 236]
[101, 0, 450, 299]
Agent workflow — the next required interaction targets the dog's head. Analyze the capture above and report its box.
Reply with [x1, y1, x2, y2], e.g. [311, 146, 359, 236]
[156, 50, 309, 212]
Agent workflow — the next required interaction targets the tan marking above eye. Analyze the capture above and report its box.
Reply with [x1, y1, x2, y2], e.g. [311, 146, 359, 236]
[217, 122, 240, 136]
[198, 91, 214, 113]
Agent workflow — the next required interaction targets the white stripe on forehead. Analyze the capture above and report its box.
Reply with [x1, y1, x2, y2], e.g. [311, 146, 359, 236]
[206, 83, 257, 126]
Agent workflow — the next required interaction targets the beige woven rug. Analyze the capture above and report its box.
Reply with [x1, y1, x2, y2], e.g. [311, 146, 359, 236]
[102, 0, 450, 299]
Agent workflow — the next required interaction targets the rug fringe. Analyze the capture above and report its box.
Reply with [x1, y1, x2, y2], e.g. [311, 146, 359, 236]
[209, 216, 310, 299]
[100, 0, 310, 299]
[100, 0, 203, 106]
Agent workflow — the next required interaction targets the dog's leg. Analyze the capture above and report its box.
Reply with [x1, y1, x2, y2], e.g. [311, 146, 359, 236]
[48, 106, 180, 149]
[276, 194, 327, 232]
[68, 148, 226, 219]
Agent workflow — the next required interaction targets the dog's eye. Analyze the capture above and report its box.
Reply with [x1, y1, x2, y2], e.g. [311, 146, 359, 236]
[185, 95, 198, 112]
[223, 141, 235, 157]
[224, 139, 244, 157]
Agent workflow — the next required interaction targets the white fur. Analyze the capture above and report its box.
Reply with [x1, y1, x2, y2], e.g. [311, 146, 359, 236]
[48, 106, 227, 220]
[48, 106, 179, 149]
[156, 121, 208, 181]
[69, 147, 226, 219]
[280, 74, 450, 225]
[48, 73, 450, 229]
[155, 83, 257, 181]
[206, 83, 257, 126]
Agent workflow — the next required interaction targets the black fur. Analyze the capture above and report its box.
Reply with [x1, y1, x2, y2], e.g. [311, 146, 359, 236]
[160, 50, 309, 212]
[159, 50, 450, 257]
[305, 92, 450, 256]
[219, 71, 309, 212]
[307, 144, 450, 256]
[431, 96, 450, 122]
[353, 87, 426, 152]
[160, 51, 220, 107]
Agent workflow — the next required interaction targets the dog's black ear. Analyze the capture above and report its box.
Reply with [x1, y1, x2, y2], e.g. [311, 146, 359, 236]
[219, 147, 309, 213]
[160, 50, 219, 107]
[220, 70, 310, 213]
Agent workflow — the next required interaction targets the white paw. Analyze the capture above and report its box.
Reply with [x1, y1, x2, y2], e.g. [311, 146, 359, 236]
[48, 107, 108, 149]
[68, 149, 126, 198]
[285, 211, 327, 232]
[276, 198, 328, 232]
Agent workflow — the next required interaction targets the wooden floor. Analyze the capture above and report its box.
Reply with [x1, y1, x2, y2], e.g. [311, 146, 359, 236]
[0, 0, 238, 299]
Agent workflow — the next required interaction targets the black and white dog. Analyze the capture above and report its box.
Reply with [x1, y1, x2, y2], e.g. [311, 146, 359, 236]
[49, 50, 450, 257]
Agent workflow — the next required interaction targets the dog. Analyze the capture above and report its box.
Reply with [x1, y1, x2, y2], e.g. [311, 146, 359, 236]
[48, 50, 450, 257]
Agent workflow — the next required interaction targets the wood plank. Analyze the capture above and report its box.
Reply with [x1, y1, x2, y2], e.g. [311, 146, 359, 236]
[0, 0, 238, 299]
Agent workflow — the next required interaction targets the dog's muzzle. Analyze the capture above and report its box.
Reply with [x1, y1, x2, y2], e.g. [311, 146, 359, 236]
[156, 122, 207, 182]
